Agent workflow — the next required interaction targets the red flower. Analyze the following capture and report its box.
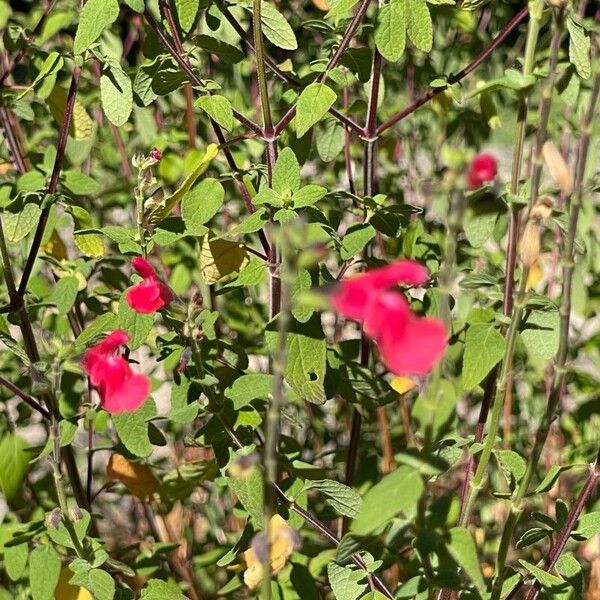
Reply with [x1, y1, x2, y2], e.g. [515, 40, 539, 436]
[331, 260, 447, 376]
[83, 330, 150, 413]
[467, 153, 498, 189]
[125, 257, 172, 314]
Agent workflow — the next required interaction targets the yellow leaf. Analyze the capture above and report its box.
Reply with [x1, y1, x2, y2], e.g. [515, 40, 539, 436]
[106, 453, 158, 500]
[150, 143, 219, 222]
[312, 0, 330, 10]
[43, 230, 68, 261]
[54, 568, 93, 600]
[526, 260, 544, 290]
[243, 515, 299, 589]
[200, 233, 248, 284]
[46, 86, 93, 140]
[74, 232, 105, 258]
[390, 376, 417, 395]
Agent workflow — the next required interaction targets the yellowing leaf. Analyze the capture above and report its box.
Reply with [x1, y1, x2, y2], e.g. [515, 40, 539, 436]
[74, 232, 105, 258]
[47, 86, 93, 140]
[390, 376, 417, 395]
[53, 568, 93, 600]
[43, 230, 68, 260]
[106, 453, 158, 500]
[526, 260, 544, 290]
[312, 0, 330, 10]
[150, 143, 219, 222]
[243, 515, 299, 589]
[200, 234, 248, 284]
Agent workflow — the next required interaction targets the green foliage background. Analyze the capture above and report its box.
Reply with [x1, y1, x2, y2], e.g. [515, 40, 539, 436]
[0, 0, 599, 598]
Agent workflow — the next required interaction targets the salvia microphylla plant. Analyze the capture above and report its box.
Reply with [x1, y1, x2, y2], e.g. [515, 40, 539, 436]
[0, 0, 600, 598]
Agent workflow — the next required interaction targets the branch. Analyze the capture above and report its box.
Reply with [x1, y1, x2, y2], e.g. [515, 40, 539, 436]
[274, 0, 373, 136]
[18, 64, 82, 296]
[0, 375, 51, 419]
[144, 8, 271, 258]
[376, 6, 529, 135]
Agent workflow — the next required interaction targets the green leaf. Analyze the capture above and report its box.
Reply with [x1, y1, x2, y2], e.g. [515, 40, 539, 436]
[292, 185, 327, 208]
[296, 83, 337, 138]
[291, 268, 314, 323]
[4, 203, 42, 242]
[195, 94, 234, 132]
[519, 560, 567, 590]
[521, 309, 559, 361]
[375, 0, 406, 62]
[100, 61, 133, 127]
[194, 34, 244, 64]
[567, 15, 591, 80]
[141, 580, 187, 600]
[306, 480, 362, 518]
[268, 317, 327, 405]
[4, 542, 28, 581]
[112, 399, 157, 458]
[182, 177, 224, 231]
[169, 376, 199, 424]
[175, 0, 200, 33]
[495, 449, 526, 484]
[229, 207, 269, 235]
[73, 312, 119, 352]
[407, 0, 432, 53]
[73, 0, 119, 54]
[573, 511, 600, 540]
[124, 0, 144, 12]
[226, 448, 264, 526]
[326, 0, 360, 18]
[316, 118, 344, 162]
[48, 276, 79, 315]
[327, 562, 368, 600]
[446, 527, 486, 596]
[244, 1, 298, 50]
[118, 299, 154, 350]
[341, 223, 376, 260]
[0, 434, 30, 502]
[46, 508, 91, 549]
[85, 569, 116, 600]
[464, 212, 497, 248]
[273, 147, 301, 195]
[351, 466, 424, 535]
[225, 373, 274, 409]
[29, 545, 61, 600]
[159, 460, 218, 500]
[462, 323, 506, 390]
[63, 171, 101, 196]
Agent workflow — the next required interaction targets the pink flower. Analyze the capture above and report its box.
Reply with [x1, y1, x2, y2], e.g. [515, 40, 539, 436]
[125, 257, 172, 314]
[83, 330, 150, 413]
[331, 260, 447, 376]
[467, 153, 497, 189]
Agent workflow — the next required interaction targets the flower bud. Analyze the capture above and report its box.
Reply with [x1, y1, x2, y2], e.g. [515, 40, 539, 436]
[467, 152, 498, 189]
[149, 148, 163, 162]
[542, 141, 573, 195]
[519, 197, 553, 268]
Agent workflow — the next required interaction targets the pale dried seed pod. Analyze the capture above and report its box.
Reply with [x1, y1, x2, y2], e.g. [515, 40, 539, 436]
[519, 197, 554, 267]
[542, 141, 573, 195]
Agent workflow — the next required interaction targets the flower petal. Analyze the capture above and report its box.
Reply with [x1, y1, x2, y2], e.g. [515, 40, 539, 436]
[378, 315, 447, 376]
[101, 373, 150, 413]
[126, 280, 165, 313]
[131, 257, 158, 279]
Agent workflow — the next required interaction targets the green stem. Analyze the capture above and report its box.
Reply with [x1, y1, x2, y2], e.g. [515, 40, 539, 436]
[489, 68, 600, 600]
[262, 238, 292, 600]
[135, 172, 147, 259]
[252, 0, 273, 136]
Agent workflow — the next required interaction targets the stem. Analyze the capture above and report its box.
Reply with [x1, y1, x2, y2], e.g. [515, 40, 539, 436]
[490, 68, 600, 600]
[144, 8, 271, 259]
[455, 0, 546, 532]
[0, 375, 51, 419]
[262, 240, 291, 599]
[274, 0, 372, 136]
[376, 6, 529, 135]
[523, 450, 600, 600]
[18, 64, 82, 296]
[252, 0, 273, 135]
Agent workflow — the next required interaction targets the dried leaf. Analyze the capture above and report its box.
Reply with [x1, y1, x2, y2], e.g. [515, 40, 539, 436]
[106, 453, 158, 500]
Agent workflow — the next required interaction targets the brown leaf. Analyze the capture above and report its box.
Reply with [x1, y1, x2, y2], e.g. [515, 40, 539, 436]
[106, 453, 158, 500]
